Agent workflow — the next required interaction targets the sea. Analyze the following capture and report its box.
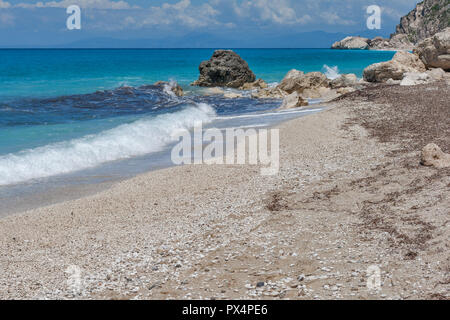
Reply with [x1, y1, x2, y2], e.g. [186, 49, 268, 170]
[0, 48, 396, 214]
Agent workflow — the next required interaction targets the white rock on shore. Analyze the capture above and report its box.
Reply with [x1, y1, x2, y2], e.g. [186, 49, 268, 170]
[421, 143, 450, 168]
[400, 72, 431, 86]
[363, 51, 426, 83]
[279, 92, 308, 109]
[277, 70, 329, 94]
[414, 27, 450, 71]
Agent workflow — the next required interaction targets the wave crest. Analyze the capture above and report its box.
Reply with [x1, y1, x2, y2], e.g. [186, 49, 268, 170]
[0, 103, 215, 186]
[322, 65, 340, 80]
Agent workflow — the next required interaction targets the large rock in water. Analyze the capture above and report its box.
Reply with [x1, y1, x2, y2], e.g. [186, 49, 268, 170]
[192, 50, 256, 88]
[331, 36, 369, 50]
[154, 81, 184, 97]
[414, 28, 450, 71]
[363, 51, 426, 82]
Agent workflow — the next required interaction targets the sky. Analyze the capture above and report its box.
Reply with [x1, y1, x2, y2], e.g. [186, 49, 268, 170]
[0, 0, 421, 47]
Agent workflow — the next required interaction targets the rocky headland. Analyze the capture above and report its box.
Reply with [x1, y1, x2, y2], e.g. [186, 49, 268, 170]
[331, 0, 449, 51]
[190, 27, 449, 109]
[363, 28, 449, 85]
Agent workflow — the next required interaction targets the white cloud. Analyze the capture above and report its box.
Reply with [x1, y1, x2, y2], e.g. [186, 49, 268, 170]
[234, 0, 312, 25]
[15, 0, 136, 10]
[0, 0, 11, 9]
[319, 12, 356, 26]
[140, 0, 220, 28]
[0, 13, 14, 26]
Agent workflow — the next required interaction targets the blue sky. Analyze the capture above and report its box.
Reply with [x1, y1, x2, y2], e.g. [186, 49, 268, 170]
[0, 0, 420, 47]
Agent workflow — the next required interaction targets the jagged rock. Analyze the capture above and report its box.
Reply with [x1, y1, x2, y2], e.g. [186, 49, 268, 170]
[400, 72, 432, 86]
[421, 143, 450, 168]
[368, 37, 391, 50]
[368, 34, 414, 50]
[277, 70, 329, 94]
[414, 28, 450, 70]
[276, 70, 304, 93]
[279, 92, 308, 109]
[363, 51, 426, 82]
[154, 81, 184, 97]
[251, 87, 287, 99]
[388, 34, 415, 50]
[392, 0, 450, 44]
[330, 74, 358, 88]
[239, 79, 268, 90]
[192, 50, 256, 88]
[331, 36, 369, 50]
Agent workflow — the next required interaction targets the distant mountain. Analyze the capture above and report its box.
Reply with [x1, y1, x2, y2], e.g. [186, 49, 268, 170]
[8, 31, 349, 49]
[392, 0, 450, 44]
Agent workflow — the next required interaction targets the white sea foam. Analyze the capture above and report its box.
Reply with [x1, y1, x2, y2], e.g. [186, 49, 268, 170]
[215, 108, 322, 120]
[322, 65, 340, 80]
[0, 103, 215, 186]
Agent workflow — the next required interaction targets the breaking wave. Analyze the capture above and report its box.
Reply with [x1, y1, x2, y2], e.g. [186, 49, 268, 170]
[322, 65, 341, 80]
[0, 103, 215, 186]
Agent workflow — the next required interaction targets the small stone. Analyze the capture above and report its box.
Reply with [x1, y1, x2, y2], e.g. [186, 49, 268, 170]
[256, 282, 265, 288]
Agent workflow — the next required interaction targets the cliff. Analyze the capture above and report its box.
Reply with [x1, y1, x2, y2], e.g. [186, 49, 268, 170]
[392, 0, 450, 44]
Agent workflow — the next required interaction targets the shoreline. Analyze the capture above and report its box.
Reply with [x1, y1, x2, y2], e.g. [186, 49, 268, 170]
[0, 103, 325, 218]
[0, 81, 448, 299]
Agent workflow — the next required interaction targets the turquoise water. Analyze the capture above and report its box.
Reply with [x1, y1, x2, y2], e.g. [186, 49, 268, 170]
[0, 49, 395, 99]
[0, 49, 395, 186]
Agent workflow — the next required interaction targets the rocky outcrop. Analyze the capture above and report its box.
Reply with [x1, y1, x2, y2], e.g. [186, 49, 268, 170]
[332, 34, 415, 51]
[392, 0, 450, 45]
[330, 74, 358, 88]
[421, 143, 450, 168]
[394, 51, 428, 71]
[192, 50, 256, 88]
[279, 92, 309, 109]
[251, 87, 287, 99]
[331, 36, 369, 50]
[389, 34, 415, 50]
[334, 0, 449, 50]
[277, 70, 329, 94]
[239, 78, 268, 90]
[251, 69, 354, 100]
[367, 37, 391, 50]
[363, 51, 426, 82]
[276, 69, 304, 93]
[414, 27, 450, 70]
